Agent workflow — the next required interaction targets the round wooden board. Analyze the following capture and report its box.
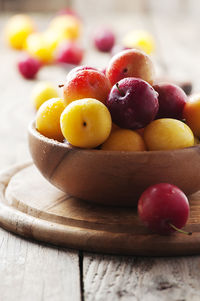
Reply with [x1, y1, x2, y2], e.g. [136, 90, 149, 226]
[0, 163, 200, 256]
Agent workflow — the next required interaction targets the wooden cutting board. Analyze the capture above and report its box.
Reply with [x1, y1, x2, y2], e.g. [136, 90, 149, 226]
[0, 162, 200, 256]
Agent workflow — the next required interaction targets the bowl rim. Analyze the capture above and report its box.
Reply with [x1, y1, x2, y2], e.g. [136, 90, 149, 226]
[29, 120, 199, 157]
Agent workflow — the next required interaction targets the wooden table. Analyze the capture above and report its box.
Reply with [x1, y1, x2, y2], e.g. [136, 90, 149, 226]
[1, 10, 200, 301]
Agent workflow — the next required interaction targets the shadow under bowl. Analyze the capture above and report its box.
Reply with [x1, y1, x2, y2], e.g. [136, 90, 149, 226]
[28, 120, 200, 207]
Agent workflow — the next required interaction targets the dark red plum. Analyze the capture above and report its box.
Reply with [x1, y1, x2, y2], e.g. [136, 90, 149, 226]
[138, 183, 190, 235]
[106, 77, 159, 129]
[154, 83, 187, 120]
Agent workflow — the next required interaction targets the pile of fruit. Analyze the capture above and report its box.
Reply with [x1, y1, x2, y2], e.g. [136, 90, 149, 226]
[34, 48, 200, 236]
[35, 48, 198, 152]
[5, 11, 84, 79]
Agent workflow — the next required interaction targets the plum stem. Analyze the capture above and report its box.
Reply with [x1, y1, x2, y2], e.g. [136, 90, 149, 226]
[169, 223, 192, 235]
[116, 83, 125, 96]
[58, 84, 64, 88]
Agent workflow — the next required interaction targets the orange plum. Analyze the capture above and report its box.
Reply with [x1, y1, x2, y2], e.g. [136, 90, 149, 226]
[63, 69, 111, 105]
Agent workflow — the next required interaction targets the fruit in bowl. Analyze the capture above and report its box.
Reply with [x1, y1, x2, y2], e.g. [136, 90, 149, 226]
[28, 48, 200, 206]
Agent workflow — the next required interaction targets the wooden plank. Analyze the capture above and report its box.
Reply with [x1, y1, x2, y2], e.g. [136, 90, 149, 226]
[0, 228, 81, 301]
[83, 254, 200, 301]
[0, 15, 81, 301]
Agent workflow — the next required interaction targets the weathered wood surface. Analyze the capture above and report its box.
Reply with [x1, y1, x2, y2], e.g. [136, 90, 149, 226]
[0, 7, 200, 301]
[2, 163, 200, 256]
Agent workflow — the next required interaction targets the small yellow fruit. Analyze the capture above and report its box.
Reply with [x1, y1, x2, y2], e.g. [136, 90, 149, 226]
[25, 32, 54, 63]
[144, 118, 194, 151]
[32, 82, 59, 110]
[5, 14, 35, 49]
[102, 129, 146, 151]
[123, 30, 155, 54]
[36, 98, 65, 141]
[60, 98, 112, 148]
[49, 15, 81, 40]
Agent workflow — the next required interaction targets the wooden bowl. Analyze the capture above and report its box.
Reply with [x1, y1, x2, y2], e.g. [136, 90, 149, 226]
[28, 121, 200, 207]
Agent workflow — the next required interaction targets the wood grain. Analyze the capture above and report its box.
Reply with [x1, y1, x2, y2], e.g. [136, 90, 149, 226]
[83, 254, 200, 301]
[0, 8, 200, 300]
[29, 121, 200, 206]
[1, 162, 200, 257]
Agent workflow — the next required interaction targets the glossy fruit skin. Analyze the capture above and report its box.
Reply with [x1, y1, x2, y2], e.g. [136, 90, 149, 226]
[138, 183, 190, 235]
[63, 69, 111, 105]
[56, 41, 84, 65]
[66, 66, 98, 80]
[36, 98, 65, 141]
[101, 129, 146, 151]
[144, 118, 194, 151]
[17, 55, 41, 79]
[60, 98, 112, 148]
[106, 49, 155, 86]
[183, 94, 200, 137]
[107, 77, 159, 129]
[32, 82, 59, 110]
[94, 28, 115, 52]
[154, 83, 187, 119]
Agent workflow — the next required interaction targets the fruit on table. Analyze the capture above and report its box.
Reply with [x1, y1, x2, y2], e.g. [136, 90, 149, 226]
[60, 98, 112, 148]
[101, 129, 146, 151]
[17, 55, 41, 79]
[93, 27, 115, 52]
[154, 83, 187, 119]
[106, 77, 159, 129]
[123, 30, 155, 54]
[63, 69, 111, 105]
[32, 82, 59, 110]
[25, 32, 54, 64]
[183, 94, 200, 137]
[106, 49, 155, 86]
[49, 15, 81, 40]
[138, 183, 190, 235]
[56, 41, 84, 65]
[36, 98, 65, 141]
[5, 14, 35, 49]
[144, 118, 194, 151]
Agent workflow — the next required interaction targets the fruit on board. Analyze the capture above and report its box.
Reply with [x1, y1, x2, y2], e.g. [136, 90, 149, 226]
[101, 129, 146, 151]
[32, 82, 59, 110]
[93, 27, 115, 52]
[183, 94, 200, 137]
[154, 83, 187, 119]
[138, 183, 190, 235]
[106, 77, 159, 129]
[36, 98, 65, 141]
[106, 49, 155, 86]
[49, 15, 81, 40]
[60, 98, 112, 148]
[56, 41, 84, 65]
[123, 30, 155, 54]
[66, 65, 98, 80]
[25, 32, 54, 64]
[144, 118, 194, 151]
[5, 14, 35, 49]
[17, 55, 41, 79]
[63, 69, 111, 105]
